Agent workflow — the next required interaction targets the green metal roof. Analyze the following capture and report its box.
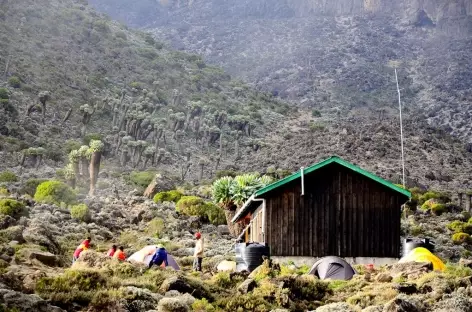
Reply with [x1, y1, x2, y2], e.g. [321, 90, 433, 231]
[255, 156, 411, 198]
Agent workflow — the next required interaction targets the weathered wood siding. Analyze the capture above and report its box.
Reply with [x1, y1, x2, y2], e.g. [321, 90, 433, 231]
[264, 163, 405, 258]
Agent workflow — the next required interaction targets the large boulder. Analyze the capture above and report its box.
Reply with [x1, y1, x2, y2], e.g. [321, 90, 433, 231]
[157, 297, 189, 312]
[143, 174, 176, 198]
[28, 251, 58, 267]
[383, 297, 421, 312]
[237, 278, 256, 294]
[315, 302, 359, 312]
[0, 286, 65, 312]
[22, 220, 60, 254]
[73, 250, 110, 268]
[159, 275, 213, 300]
[433, 294, 472, 312]
[0, 215, 16, 230]
[388, 262, 432, 279]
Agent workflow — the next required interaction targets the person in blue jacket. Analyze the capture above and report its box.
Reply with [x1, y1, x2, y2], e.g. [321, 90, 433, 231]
[148, 244, 168, 268]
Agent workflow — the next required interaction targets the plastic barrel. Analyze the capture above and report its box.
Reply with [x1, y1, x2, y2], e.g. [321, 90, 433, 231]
[403, 238, 435, 256]
[242, 243, 270, 272]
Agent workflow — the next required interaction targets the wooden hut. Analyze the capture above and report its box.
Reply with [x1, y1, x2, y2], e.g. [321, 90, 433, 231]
[232, 156, 411, 260]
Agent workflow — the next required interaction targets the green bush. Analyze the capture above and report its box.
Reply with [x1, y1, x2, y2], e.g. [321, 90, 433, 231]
[176, 196, 206, 216]
[64, 140, 82, 154]
[0, 88, 9, 100]
[83, 133, 102, 145]
[192, 298, 216, 312]
[153, 190, 183, 203]
[146, 218, 165, 238]
[70, 204, 91, 222]
[0, 171, 18, 183]
[205, 202, 226, 225]
[312, 109, 321, 117]
[452, 233, 471, 245]
[431, 203, 447, 216]
[34, 180, 76, 205]
[8, 76, 21, 88]
[419, 191, 450, 205]
[447, 221, 472, 234]
[128, 171, 156, 189]
[0, 187, 8, 196]
[0, 199, 25, 217]
[21, 178, 47, 196]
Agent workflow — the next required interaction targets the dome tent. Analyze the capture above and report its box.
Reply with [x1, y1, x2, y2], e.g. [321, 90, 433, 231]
[128, 245, 181, 270]
[399, 247, 445, 271]
[309, 256, 356, 280]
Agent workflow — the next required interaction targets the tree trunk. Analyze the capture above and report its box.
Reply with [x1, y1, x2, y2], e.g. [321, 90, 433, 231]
[80, 158, 89, 180]
[89, 152, 101, 196]
[62, 108, 72, 124]
[199, 165, 204, 180]
[73, 162, 80, 178]
[67, 178, 76, 189]
[224, 209, 245, 237]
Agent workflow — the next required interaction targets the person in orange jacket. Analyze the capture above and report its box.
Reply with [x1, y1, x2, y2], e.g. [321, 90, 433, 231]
[106, 245, 117, 257]
[113, 246, 126, 261]
[73, 237, 91, 263]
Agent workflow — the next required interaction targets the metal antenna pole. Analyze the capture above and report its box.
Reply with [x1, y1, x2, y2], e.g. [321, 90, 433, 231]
[395, 68, 406, 188]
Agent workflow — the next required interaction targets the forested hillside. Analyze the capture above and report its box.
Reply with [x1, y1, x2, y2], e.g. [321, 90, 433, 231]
[0, 0, 292, 183]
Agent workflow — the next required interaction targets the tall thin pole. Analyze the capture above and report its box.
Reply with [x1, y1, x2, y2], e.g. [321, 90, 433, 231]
[395, 68, 406, 188]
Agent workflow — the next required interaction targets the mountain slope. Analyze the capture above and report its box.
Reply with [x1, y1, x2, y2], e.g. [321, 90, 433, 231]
[0, 0, 292, 181]
[90, 0, 472, 141]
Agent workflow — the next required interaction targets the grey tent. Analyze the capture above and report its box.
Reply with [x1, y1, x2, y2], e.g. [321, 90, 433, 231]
[308, 256, 356, 280]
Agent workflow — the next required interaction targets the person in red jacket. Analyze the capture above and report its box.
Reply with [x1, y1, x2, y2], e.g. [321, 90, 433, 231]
[113, 246, 126, 261]
[106, 245, 117, 257]
[73, 237, 91, 263]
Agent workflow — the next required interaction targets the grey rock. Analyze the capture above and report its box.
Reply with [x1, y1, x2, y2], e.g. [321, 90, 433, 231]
[316, 302, 358, 312]
[0, 215, 16, 230]
[28, 251, 58, 266]
[0, 288, 65, 312]
[383, 298, 420, 312]
[217, 225, 230, 235]
[237, 278, 257, 294]
[23, 220, 60, 254]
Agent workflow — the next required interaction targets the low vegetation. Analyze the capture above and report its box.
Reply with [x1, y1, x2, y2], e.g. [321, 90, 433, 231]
[0, 199, 25, 217]
[34, 180, 76, 206]
[153, 190, 183, 203]
[70, 204, 91, 222]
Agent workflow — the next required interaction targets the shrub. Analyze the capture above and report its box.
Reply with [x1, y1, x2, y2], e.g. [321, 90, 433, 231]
[21, 178, 47, 196]
[0, 199, 25, 217]
[8, 76, 21, 88]
[128, 171, 156, 189]
[205, 202, 226, 225]
[192, 298, 216, 312]
[83, 133, 102, 145]
[447, 221, 472, 234]
[219, 293, 273, 312]
[0, 88, 9, 100]
[0, 171, 18, 183]
[35, 268, 110, 306]
[176, 196, 206, 216]
[70, 204, 91, 222]
[153, 190, 183, 203]
[64, 140, 82, 154]
[215, 170, 239, 179]
[34, 180, 76, 205]
[0, 187, 8, 196]
[431, 203, 447, 216]
[312, 109, 321, 117]
[452, 232, 471, 245]
[146, 218, 165, 238]
[420, 198, 436, 211]
[419, 191, 450, 205]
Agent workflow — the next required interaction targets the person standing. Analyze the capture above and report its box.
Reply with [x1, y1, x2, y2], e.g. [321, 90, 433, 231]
[73, 236, 91, 263]
[193, 232, 204, 272]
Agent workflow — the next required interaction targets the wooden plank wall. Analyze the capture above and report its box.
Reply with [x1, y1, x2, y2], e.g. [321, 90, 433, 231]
[265, 164, 403, 257]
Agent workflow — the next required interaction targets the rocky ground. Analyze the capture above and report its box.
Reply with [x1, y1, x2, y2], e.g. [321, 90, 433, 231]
[1, 172, 472, 311]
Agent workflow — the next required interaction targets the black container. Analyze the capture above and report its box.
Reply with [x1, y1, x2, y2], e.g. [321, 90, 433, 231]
[242, 243, 270, 272]
[403, 238, 435, 256]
